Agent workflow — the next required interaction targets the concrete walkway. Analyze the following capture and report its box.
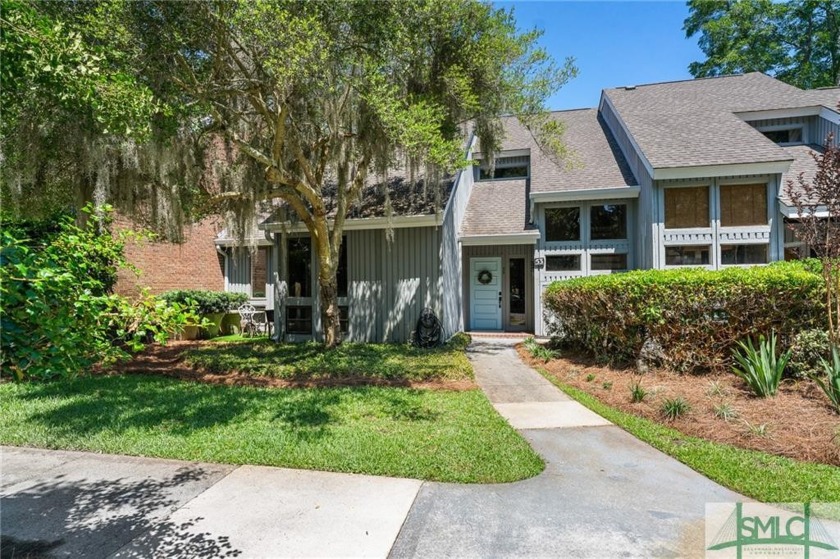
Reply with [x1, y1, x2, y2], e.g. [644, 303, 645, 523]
[1, 339, 743, 558]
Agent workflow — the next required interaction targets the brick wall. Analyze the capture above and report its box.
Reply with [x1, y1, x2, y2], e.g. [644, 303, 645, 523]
[114, 215, 226, 297]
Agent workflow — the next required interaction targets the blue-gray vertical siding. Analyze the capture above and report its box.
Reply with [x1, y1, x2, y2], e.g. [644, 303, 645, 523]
[346, 226, 442, 343]
[439, 157, 475, 337]
[814, 115, 840, 146]
[599, 100, 655, 268]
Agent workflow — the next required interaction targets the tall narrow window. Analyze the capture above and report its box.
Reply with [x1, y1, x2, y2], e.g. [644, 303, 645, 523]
[288, 237, 311, 298]
[719, 184, 767, 227]
[337, 237, 348, 298]
[251, 247, 269, 298]
[664, 186, 709, 229]
[545, 207, 580, 242]
[590, 204, 627, 240]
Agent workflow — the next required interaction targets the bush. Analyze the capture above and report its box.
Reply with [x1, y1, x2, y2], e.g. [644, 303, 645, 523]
[731, 333, 791, 397]
[543, 266, 823, 372]
[160, 290, 248, 315]
[1, 207, 198, 381]
[788, 329, 832, 379]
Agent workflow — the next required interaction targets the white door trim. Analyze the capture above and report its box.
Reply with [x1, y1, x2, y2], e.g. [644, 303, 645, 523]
[469, 257, 502, 330]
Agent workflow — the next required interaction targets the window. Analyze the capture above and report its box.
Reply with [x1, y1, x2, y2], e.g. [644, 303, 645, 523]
[478, 165, 529, 180]
[288, 237, 311, 298]
[337, 238, 348, 298]
[784, 224, 809, 260]
[545, 255, 581, 271]
[286, 306, 312, 334]
[761, 128, 803, 145]
[251, 247, 269, 298]
[476, 156, 530, 181]
[665, 246, 710, 266]
[590, 204, 627, 240]
[719, 184, 767, 227]
[720, 244, 768, 265]
[591, 254, 627, 271]
[664, 186, 709, 229]
[545, 207, 580, 242]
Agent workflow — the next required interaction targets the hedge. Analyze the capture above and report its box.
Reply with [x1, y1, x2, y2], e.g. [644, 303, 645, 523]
[543, 262, 825, 373]
[160, 290, 248, 315]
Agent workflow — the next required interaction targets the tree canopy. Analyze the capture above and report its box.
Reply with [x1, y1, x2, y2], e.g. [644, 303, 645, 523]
[2, 0, 574, 346]
[685, 0, 840, 89]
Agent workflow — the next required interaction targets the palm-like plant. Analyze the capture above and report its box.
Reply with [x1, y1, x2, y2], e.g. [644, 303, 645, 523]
[731, 333, 791, 397]
[813, 346, 840, 413]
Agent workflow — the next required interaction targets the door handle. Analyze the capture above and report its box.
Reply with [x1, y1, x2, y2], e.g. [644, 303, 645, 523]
[499, 292, 502, 308]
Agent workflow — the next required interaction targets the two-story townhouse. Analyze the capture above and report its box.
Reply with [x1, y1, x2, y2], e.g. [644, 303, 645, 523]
[210, 72, 838, 341]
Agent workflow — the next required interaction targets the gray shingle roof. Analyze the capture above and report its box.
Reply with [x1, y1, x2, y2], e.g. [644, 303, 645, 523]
[480, 109, 637, 193]
[460, 179, 533, 236]
[780, 144, 823, 207]
[604, 72, 808, 169]
[806, 87, 840, 110]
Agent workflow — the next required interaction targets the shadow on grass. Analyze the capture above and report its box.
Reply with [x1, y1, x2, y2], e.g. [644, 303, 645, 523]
[0, 466, 240, 558]
[14, 376, 440, 444]
[182, 340, 469, 382]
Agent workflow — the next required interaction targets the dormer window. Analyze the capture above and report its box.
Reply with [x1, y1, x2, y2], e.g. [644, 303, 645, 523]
[759, 126, 804, 146]
[475, 155, 530, 180]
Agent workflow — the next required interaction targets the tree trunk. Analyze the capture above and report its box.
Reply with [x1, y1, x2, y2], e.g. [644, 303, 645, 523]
[319, 275, 341, 349]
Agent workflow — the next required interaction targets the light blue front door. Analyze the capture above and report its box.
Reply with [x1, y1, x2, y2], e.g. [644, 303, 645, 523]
[470, 257, 502, 330]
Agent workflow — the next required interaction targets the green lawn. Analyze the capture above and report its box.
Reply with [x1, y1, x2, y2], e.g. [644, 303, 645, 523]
[183, 333, 473, 382]
[537, 370, 840, 504]
[0, 374, 543, 483]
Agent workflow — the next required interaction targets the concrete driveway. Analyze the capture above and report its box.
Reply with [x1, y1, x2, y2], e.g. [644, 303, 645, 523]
[1, 338, 743, 558]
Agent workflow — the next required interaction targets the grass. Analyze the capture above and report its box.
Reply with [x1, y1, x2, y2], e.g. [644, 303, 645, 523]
[536, 369, 840, 504]
[183, 333, 473, 382]
[0, 374, 543, 483]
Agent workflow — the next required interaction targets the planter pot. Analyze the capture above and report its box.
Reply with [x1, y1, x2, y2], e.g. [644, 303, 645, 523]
[221, 312, 241, 335]
[174, 324, 199, 341]
[201, 312, 226, 338]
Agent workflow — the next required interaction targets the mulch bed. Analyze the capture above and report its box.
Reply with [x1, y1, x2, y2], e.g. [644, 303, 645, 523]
[517, 346, 840, 467]
[104, 342, 476, 391]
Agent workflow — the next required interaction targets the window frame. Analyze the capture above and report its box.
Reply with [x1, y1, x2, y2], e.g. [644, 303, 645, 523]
[756, 123, 806, 146]
[474, 155, 531, 182]
[663, 184, 711, 230]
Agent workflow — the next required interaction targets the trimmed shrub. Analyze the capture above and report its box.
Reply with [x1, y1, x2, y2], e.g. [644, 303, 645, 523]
[543, 265, 824, 373]
[788, 329, 832, 379]
[160, 290, 248, 315]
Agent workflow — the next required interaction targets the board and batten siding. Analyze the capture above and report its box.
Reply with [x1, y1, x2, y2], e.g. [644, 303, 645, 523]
[439, 148, 475, 337]
[345, 226, 442, 343]
[814, 114, 840, 146]
[224, 246, 276, 306]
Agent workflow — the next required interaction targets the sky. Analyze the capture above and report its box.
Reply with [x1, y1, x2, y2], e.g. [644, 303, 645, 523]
[497, 1, 705, 110]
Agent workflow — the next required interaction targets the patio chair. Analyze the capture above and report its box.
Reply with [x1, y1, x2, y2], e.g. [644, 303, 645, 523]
[238, 303, 259, 337]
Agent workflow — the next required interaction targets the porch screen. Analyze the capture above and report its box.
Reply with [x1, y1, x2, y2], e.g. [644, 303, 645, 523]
[719, 184, 767, 227]
[664, 186, 709, 229]
[288, 238, 311, 297]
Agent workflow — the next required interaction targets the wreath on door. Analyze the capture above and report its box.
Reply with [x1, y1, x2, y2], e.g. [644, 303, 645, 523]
[477, 270, 493, 285]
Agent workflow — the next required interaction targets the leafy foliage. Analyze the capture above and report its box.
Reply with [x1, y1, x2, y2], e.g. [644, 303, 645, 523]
[789, 329, 832, 379]
[713, 402, 739, 422]
[160, 290, 248, 316]
[522, 336, 557, 362]
[785, 136, 840, 346]
[543, 265, 823, 372]
[629, 381, 648, 403]
[0, 207, 198, 381]
[813, 346, 840, 413]
[684, 0, 840, 89]
[660, 397, 690, 421]
[731, 333, 791, 397]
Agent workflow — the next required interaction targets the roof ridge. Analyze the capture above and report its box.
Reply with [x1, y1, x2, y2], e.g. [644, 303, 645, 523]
[604, 71, 765, 91]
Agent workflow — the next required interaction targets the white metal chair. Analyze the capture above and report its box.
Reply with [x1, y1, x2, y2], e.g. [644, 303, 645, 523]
[238, 303, 259, 337]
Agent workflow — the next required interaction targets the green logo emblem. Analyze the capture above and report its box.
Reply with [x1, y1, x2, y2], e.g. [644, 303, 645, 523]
[708, 502, 838, 558]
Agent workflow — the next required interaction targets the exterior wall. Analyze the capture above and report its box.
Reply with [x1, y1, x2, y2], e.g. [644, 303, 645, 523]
[814, 114, 840, 145]
[654, 174, 783, 269]
[114, 215, 225, 297]
[532, 199, 636, 335]
[462, 244, 535, 333]
[228, 226, 444, 343]
[599, 100, 656, 268]
[225, 243, 276, 308]
[439, 155, 475, 338]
